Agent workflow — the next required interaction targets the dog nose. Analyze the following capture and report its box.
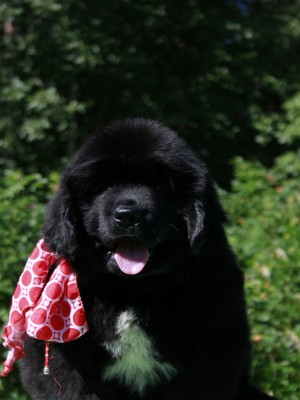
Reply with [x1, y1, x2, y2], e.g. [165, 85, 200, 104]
[113, 207, 140, 228]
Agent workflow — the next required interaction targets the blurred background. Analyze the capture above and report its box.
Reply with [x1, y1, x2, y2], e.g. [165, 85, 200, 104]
[0, 0, 299, 398]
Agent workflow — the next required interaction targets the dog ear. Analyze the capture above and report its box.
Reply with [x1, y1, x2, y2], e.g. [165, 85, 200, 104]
[43, 185, 78, 259]
[184, 199, 205, 254]
[185, 176, 227, 254]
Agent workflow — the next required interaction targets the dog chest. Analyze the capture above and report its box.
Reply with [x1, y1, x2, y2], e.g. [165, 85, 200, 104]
[102, 309, 176, 395]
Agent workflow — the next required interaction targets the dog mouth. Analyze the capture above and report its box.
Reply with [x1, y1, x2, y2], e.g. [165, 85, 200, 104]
[113, 238, 150, 275]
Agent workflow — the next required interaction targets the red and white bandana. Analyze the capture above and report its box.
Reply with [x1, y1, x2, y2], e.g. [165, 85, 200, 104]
[1, 239, 88, 376]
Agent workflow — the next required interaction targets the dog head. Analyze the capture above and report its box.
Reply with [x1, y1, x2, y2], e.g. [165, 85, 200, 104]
[43, 118, 226, 278]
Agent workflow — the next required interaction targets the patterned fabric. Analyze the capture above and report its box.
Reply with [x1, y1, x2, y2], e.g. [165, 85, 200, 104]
[1, 239, 88, 376]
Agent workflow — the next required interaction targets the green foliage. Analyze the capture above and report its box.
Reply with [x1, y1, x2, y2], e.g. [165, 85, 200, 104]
[0, 171, 58, 296]
[222, 152, 300, 399]
[0, 0, 300, 184]
[0, 171, 58, 399]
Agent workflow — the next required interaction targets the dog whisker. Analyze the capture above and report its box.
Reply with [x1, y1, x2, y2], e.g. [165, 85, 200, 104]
[165, 223, 181, 236]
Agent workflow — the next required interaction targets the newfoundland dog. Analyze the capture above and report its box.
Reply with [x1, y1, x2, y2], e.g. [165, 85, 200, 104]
[20, 118, 275, 400]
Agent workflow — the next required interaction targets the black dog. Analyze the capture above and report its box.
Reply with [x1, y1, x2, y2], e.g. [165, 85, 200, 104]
[20, 118, 275, 399]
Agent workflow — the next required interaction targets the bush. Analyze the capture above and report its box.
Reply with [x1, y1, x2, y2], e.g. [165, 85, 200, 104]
[0, 170, 58, 399]
[222, 151, 300, 399]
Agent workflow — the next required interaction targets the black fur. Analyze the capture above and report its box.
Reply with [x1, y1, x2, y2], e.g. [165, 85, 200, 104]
[20, 118, 276, 399]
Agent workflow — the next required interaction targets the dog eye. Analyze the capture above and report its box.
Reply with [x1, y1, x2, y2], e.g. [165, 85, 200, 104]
[97, 185, 108, 193]
[154, 180, 174, 193]
[155, 183, 165, 192]
[84, 184, 108, 198]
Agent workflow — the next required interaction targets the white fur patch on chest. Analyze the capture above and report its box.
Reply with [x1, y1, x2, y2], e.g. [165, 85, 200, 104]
[102, 310, 176, 395]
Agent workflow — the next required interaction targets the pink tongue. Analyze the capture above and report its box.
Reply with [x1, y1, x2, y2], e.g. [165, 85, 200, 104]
[114, 238, 149, 275]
